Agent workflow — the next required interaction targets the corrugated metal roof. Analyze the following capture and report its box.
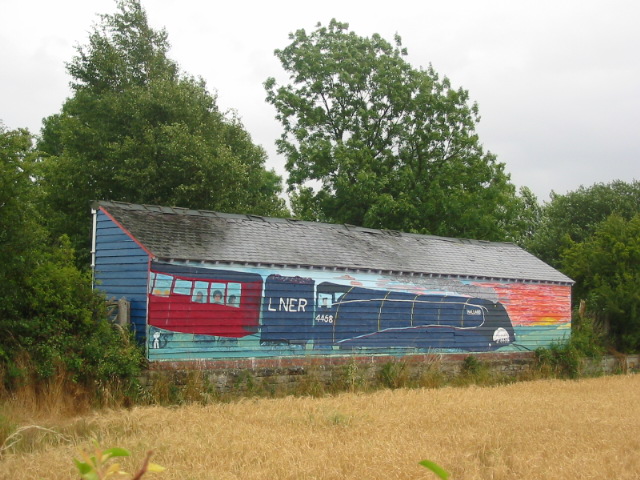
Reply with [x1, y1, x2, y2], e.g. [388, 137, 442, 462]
[95, 200, 573, 284]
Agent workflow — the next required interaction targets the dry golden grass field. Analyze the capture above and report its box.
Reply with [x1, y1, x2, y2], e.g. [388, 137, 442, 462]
[1, 375, 639, 479]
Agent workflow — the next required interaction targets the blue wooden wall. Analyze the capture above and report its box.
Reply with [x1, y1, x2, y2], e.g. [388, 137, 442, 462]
[94, 210, 149, 339]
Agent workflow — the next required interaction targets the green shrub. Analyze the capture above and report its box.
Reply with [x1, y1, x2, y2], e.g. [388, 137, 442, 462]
[535, 343, 581, 378]
[451, 355, 500, 387]
[378, 361, 409, 389]
[1, 236, 144, 400]
[570, 311, 606, 359]
[534, 309, 606, 379]
[336, 358, 368, 393]
[461, 355, 482, 375]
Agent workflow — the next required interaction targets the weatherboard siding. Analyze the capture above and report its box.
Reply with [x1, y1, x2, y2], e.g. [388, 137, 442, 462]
[147, 262, 571, 361]
[94, 211, 149, 339]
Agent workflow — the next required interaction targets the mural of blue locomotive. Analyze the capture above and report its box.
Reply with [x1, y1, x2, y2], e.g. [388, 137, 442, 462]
[147, 263, 516, 359]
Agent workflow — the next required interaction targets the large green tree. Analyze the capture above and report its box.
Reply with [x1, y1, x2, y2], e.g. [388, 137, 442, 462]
[562, 214, 640, 351]
[526, 180, 640, 268]
[38, 0, 287, 261]
[0, 124, 43, 322]
[265, 20, 524, 241]
[0, 125, 142, 385]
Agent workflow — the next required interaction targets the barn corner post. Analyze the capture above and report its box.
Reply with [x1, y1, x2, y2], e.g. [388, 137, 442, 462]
[90, 206, 98, 290]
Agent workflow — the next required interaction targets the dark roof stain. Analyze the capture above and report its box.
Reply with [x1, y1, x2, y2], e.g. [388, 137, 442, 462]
[95, 200, 573, 284]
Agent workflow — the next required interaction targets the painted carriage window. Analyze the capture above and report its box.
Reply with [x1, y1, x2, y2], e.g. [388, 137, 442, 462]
[227, 283, 241, 307]
[210, 283, 225, 304]
[192, 281, 208, 303]
[318, 293, 333, 310]
[150, 270, 245, 308]
[173, 279, 192, 296]
[151, 273, 173, 297]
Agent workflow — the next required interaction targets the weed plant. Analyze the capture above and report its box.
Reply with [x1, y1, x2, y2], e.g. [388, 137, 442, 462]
[534, 311, 607, 379]
[377, 361, 410, 389]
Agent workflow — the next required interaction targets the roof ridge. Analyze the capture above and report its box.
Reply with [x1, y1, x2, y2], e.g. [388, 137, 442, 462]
[93, 200, 515, 247]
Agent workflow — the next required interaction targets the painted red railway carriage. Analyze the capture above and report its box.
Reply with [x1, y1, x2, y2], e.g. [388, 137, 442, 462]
[92, 201, 574, 360]
[148, 263, 263, 337]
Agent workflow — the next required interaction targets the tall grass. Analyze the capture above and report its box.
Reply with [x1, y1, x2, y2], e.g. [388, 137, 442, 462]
[2, 375, 639, 479]
[0, 351, 543, 439]
[0, 355, 137, 457]
[0, 344, 623, 478]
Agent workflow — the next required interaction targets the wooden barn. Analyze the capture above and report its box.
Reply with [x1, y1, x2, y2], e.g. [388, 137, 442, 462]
[91, 200, 573, 362]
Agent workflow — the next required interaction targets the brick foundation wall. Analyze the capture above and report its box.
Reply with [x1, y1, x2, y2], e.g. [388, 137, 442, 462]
[140, 353, 640, 397]
[141, 352, 540, 394]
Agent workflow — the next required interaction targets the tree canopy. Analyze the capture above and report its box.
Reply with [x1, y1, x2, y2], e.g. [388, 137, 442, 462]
[523, 180, 640, 351]
[0, 124, 43, 321]
[0, 125, 143, 384]
[526, 180, 640, 268]
[38, 0, 287, 261]
[265, 19, 525, 241]
[562, 214, 640, 351]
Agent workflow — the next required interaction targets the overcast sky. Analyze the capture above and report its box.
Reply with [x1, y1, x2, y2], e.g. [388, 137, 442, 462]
[1, 0, 638, 202]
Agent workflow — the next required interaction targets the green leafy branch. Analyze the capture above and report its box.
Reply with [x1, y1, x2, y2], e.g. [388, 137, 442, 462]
[419, 459, 450, 479]
[74, 442, 165, 479]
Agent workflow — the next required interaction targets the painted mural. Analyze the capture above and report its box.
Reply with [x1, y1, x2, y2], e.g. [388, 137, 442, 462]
[146, 262, 571, 361]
